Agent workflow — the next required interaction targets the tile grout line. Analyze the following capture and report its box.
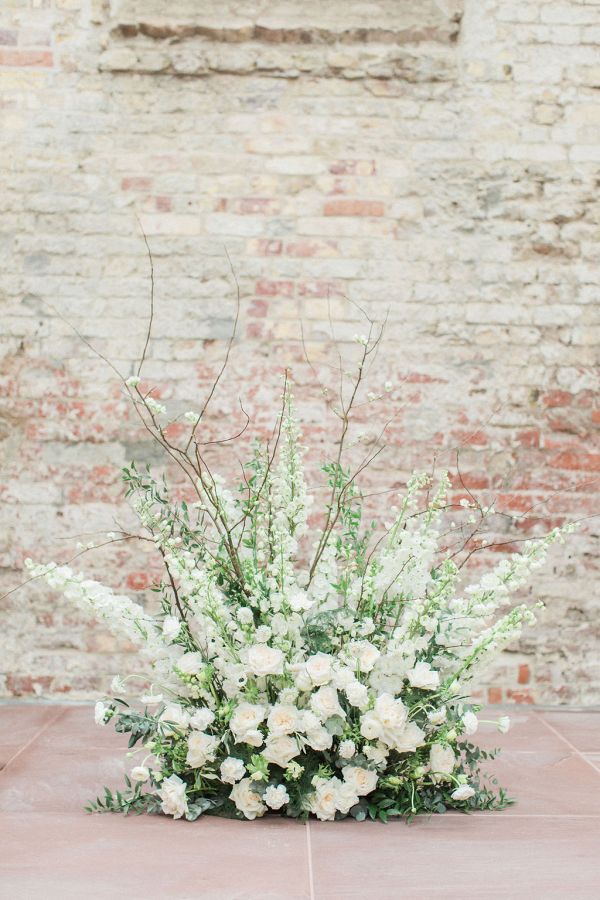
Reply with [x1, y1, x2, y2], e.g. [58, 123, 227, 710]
[305, 821, 316, 900]
[0, 706, 68, 775]
[533, 711, 600, 779]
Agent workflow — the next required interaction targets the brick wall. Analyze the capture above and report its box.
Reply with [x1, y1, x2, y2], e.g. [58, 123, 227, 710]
[0, 0, 598, 704]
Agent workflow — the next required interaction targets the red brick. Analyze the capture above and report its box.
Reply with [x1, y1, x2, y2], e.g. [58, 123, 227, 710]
[329, 159, 376, 175]
[323, 199, 385, 217]
[0, 48, 52, 66]
[155, 195, 172, 212]
[487, 687, 503, 704]
[248, 239, 282, 256]
[549, 450, 600, 471]
[542, 389, 572, 407]
[285, 239, 338, 257]
[518, 664, 531, 685]
[506, 690, 535, 705]
[121, 177, 152, 191]
[297, 281, 339, 298]
[255, 279, 294, 298]
[126, 572, 153, 591]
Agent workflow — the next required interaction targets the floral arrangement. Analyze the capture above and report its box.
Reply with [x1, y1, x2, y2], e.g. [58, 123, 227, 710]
[25, 313, 574, 824]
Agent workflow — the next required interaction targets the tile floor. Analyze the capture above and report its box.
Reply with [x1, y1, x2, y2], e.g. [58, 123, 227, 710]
[0, 704, 599, 899]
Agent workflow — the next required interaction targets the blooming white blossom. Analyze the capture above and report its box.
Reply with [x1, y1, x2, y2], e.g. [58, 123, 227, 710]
[407, 661, 440, 691]
[338, 740, 356, 760]
[190, 708, 216, 731]
[498, 716, 511, 734]
[230, 778, 266, 820]
[267, 704, 300, 736]
[342, 765, 378, 796]
[264, 784, 290, 810]
[186, 732, 219, 768]
[161, 703, 191, 735]
[130, 766, 150, 783]
[157, 774, 188, 819]
[462, 711, 478, 735]
[429, 744, 456, 783]
[305, 653, 334, 686]
[162, 616, 181, 643]
[220, 757, 246, 784]
[451, 784, 476, 801]
[230, 703, 266, 743]
[94, 701, 108, 726]
[310, 686, 345, 722]
[246, 644, 284, 677]
[263, 735, 300, 767]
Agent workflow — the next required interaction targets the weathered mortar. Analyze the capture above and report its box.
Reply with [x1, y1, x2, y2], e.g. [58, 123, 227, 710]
[0, 0, 598, 704]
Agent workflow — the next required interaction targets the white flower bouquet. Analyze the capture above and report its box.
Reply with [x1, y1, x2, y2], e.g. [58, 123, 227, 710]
[25, 314, 574, 823]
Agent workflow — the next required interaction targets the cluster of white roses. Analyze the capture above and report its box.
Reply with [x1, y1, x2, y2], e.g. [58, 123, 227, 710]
[28, 385, 573, 822]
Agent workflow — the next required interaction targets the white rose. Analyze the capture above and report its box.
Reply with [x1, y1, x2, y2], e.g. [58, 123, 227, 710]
[429, 743, 456, 783]
[333, 666, 355, 689]
[267, 704, 300, 736]
[177, 652, 204, 676]
[309, 777, 339, 821]
[130, 766, 150, 783]
[392, 721, 426, 753]
[427, 706, 447, 726]
[161, 703, 191, 735]
[294, 668, 313, 692]
[220, 757, 246, 784]
[186, 731, 219, 768]
[263, 735, 300, 767]
[462, 711, 478, 735]
[190, 708, 216, 731]
[157, 774, 188, 819]
[162, 615, 181, 643]
[254, 625, 272, 644]
[305, 653, 334, 686]
[264, 784, 290, 810]
[230, 702, 266, 741]
[342, 765, 378, 797]
[94, 701, 107, 726]
[246, 644, 284, 677]
[335, 780, 360, 815]
[497, 716, 511, 734]
[451, 784, 476, 801]
[338, 739, 356, 760]
[305, 726, 333, 752]
[310, 686, 345, 721]
[230, 778, 266, 820]
[345, 681, 369, 710]
[346, 640, 381, 673]
[407, 661, 440, 691]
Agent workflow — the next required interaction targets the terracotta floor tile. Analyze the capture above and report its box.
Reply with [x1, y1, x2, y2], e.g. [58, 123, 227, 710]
[31, 704, 130, 750]
[487, 749, 600, 815]
[0, 812, 311, 900]
[538, 711, 600, 753]
[474, 710, 567, 753]
[309, 816, 600, 899]
[0, 704, 66, 770]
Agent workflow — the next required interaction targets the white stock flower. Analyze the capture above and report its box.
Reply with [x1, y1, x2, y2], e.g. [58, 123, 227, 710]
[130, 766, 150, 783]
[157, 774, 188, 819]
[305, 653, 334, 686]
[263, 735, 300, 767]
[230, 778, 266, 820]
[162, 616, 181, 643]
[342, 765, 378, 797]
[264, 784, 290, 810]
[94, 701, 108, 726]
[189, 708, 216, 731]
[288, 590, 314, 612]
[246, 644, 285, 677]
[186, 731, 219, 768]
[462, 711, 478, 735]
[429, 744, 456, 783]
[220, 757, 246, 784]
[310, 685, 345, 721]
[267, 704, 300, 736]
[338, 739, 356, 759]
[407, 661, 440, 691]
[497, 716, 511, 734]
[451, 784, 476, 801]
